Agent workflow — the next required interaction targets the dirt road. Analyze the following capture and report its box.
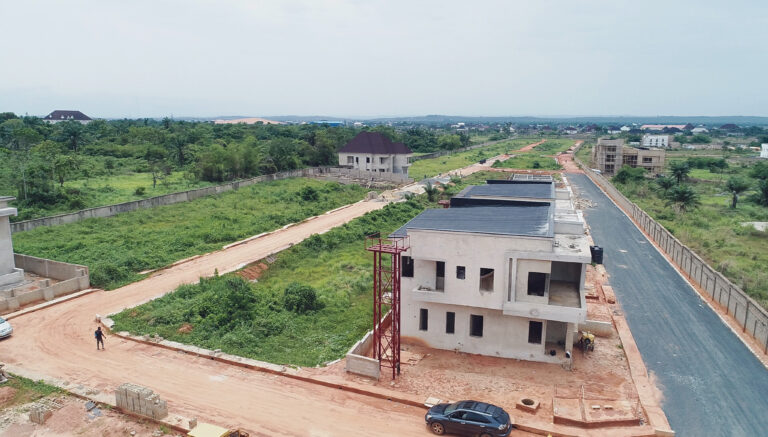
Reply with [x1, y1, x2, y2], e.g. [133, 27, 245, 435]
[0, 199, 440, 436]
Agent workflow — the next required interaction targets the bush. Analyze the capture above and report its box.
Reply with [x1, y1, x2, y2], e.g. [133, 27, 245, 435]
[283, 282, 323, 314]
[613, 165, 646, 184]
[134, 186, 146, 196]
[299, 186, 319, 201]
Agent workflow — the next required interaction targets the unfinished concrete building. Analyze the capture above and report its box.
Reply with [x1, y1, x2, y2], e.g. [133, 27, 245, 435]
[592, 138, 665, 175]
[394, 178, 590, 365]
[0, 197, 23, 288]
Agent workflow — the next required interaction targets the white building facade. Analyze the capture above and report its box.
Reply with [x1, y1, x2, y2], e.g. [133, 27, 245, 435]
[642, 134, 672, 148]
[761, 144, 768, 159]
[396, 180, 590, 365]
[337, 132, 413, 174]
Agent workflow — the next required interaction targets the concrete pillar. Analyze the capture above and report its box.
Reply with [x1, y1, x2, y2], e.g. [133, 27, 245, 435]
[0, 197, 23, 287]
[565, 322, 576, 354]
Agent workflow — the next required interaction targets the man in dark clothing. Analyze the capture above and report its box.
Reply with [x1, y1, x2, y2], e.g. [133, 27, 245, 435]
[95, 326, 105, 350]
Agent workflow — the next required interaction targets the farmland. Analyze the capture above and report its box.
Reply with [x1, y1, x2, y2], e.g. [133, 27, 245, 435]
[12, 178, 367, 290]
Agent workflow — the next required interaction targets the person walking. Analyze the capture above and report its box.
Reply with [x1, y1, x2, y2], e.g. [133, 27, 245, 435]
[95, 326, 106, 350]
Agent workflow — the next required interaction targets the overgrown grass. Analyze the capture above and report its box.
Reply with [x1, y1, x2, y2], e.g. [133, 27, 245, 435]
[575, 142, 593, 166]
[13, 178, 367, 290]
[111, 172, 508, 366]
[615, 166, 768, 307]
[3, 374, 64, 407]
[491, 138, 575, 170]
[409, 138, 549, 178]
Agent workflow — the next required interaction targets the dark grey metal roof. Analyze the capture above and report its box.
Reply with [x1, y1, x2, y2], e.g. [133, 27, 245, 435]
[454, 182, 555, 200]
[392, 205, 553, 238]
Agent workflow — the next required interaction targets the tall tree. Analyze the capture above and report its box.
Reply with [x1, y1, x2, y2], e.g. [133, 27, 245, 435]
[725, 177, 751, 209]
[670, 161, 691, 184]
[666, 185, 699, 212]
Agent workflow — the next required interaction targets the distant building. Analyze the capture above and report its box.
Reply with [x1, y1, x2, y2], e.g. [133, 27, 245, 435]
[310, 120, 344, 127]
[42, 110, 92, 124]
[338, 131, 413, 174]
[641, 124, 691, 131]
[213, 117, 284, 125]
[592, 138, 665, 175]
[691, 126, 709, 134]
[761, 144, 768, 159]
[563, 126, 578, 135]
[606, 126, 622, 134]
[642, 134, 672, 148]
[620, 126, 631, 132]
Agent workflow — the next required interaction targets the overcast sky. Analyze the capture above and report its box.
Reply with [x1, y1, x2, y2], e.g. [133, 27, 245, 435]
[1, 0, 767, 118]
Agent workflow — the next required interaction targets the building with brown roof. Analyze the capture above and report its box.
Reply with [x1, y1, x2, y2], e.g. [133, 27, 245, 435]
[338, 131, 413, 175]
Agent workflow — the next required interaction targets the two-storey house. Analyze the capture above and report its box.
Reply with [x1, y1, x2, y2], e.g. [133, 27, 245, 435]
[394, 179, 590, 364]
[338, 132, 413, 175]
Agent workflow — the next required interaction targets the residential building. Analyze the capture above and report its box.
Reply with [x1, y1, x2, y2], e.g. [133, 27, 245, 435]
[395, 179, 589, 364]
[691, 126, 709, 134]
[42, 110, 92, 124]
[761, 144, 768, 159]
[620, 126, 631, 132]
[213, 117, 284, 125]
[641, 124, 692, 131]
[592, 138, 665, 175]
[642, 134, 672, 148]
[338, 131, 413, 174]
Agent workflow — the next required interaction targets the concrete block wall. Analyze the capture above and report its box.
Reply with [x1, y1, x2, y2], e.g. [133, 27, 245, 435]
[572, 147, 768, 355]
[345, 311, 392, 379]
[0, 255, 89, 313]
[10, 167, 409, 234]
[115, 383, 168, 420]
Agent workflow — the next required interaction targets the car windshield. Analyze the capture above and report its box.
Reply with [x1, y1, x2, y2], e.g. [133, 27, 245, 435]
[444, 402, 461, 414]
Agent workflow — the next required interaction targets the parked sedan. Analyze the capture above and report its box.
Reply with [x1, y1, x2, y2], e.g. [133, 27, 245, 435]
[0, 317, 12, 339]
[425, 400, 513, 437]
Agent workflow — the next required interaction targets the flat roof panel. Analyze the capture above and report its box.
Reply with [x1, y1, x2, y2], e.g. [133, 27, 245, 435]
[392, 205, 553, 238]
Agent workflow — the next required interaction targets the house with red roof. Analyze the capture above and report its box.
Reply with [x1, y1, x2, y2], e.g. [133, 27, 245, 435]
[337, 131, 413, 175]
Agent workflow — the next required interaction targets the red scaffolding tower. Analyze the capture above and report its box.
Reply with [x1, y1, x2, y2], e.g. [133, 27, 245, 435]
[365, 234, 410, 379]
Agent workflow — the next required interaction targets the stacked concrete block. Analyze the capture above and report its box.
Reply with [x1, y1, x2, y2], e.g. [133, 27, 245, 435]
[114, 383, 168, 419]
[29, 404, 52, 424]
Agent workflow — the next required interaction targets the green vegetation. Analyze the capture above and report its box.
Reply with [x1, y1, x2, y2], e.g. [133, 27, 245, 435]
[491, 138, 575, 170]
[0, 114, 475, 220]
[575, 142, 593, 165]
[12, 178, 367, 290]
[409, 138, 555, 178]
[111, 171, 506, 366]
[3, 374, 64, 407]
[613, 155, 768, 307]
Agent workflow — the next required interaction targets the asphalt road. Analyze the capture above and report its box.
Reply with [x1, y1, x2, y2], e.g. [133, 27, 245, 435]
[568, 173, 768, 436]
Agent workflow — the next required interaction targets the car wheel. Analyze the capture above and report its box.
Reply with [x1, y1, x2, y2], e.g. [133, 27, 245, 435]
[429, 421, 445, 435]
[479, 433, 493, 437]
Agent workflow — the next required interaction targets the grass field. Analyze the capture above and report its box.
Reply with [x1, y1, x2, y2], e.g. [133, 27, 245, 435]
[615, 158, 768, 307]
[2, 374, 63, 407]
[491, 138, 575, 170]
[66, 171, 213, 204]
[13, 178, 367, 290]
[409, 137, 549, 178]
[111, 171, 506, 366]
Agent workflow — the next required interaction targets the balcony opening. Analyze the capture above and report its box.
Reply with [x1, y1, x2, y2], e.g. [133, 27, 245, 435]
[479, 268, 494, 291]
[549, 262, 581, 308]
[436, 261, 445, 291]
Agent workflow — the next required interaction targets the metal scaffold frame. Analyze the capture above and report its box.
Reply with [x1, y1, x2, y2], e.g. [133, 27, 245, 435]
[365, 234, 410, 379]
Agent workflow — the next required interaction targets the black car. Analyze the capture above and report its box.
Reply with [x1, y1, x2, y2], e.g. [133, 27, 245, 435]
[425, 400, 513, 436]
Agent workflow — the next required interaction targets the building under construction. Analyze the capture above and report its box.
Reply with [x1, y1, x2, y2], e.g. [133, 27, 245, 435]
[592, 138, 665, 175]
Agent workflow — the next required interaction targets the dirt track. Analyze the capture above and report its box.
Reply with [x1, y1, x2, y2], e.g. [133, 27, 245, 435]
[0, 199, 440, 436]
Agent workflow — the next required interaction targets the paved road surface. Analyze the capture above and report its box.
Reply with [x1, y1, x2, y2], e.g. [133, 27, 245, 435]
[569, 173, 768, 436]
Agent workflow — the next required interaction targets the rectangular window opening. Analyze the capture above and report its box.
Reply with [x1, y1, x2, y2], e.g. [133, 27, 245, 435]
[456, 266, 465, 280]
[419, 308, 428, 331]
[436, 261, 445, 291]
[470, 314, 483, 337]
[479, 268, 494, 291]
[528, 321, 543, 344]
[446, 312, 455, 334]
[402, 256, 414, 278]
[527, 272, 548, 296]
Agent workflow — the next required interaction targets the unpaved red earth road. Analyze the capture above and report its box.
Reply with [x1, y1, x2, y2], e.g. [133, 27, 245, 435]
[0, 200, 438, 436]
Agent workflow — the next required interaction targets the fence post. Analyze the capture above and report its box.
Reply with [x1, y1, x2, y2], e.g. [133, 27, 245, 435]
[744, 301, 750, 332]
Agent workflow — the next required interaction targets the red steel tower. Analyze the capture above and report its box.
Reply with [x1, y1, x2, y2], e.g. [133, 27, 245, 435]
[365, 234, 409, 379]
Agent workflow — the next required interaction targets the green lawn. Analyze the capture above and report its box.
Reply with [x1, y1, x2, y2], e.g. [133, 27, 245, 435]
[13, 178, 367, 290]
[490, 138, 576, 171]
[409, 138, 549, 178]
[111, 171, 507, 366]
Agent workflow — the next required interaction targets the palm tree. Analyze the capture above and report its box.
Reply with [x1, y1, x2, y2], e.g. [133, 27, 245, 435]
[725, 177, 751, 209]
[423, 181, 439, 202]
[756, 179, 768, 207]
[655, 176, 675, 196]
[670, 161, 690, 184]
[666, 185, 699, 212]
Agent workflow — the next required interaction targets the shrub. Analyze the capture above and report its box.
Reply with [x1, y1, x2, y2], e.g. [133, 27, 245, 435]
[300, 186, 319, 201]
[613, 165, 646, 184]
[134, 186, 146, 196]
[283, 282, 323, 314]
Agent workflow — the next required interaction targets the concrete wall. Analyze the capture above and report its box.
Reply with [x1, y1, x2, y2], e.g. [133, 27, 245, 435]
[0, 254, 89, 313]
[338, 153, 412, 174]
[573, 145, 768, 356]
[345, 311, 392, 379]
[11, 167, 412, 233]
